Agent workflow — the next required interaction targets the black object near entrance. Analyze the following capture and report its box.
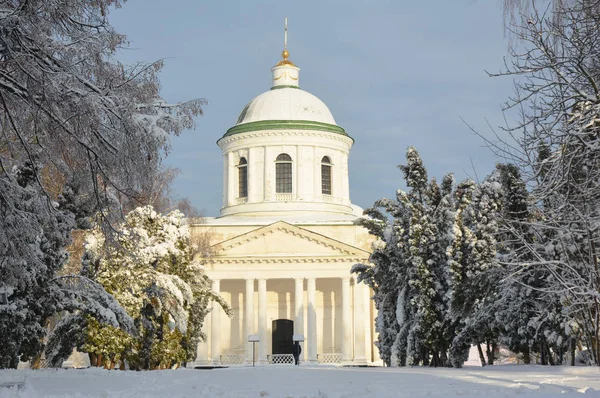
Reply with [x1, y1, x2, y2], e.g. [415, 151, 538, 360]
[272, 319, 294, 355]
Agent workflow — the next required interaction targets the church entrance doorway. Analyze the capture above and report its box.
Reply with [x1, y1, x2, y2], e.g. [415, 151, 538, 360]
[272, 319, 294, 354]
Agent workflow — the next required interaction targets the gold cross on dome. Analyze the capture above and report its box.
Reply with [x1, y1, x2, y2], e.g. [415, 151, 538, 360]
[277, 17, 295, 66]
[284, 17, 288, 50]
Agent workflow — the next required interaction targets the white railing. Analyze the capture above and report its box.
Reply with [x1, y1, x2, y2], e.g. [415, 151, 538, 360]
[317, 353, 342, 364]
[220, 354, 245, 365]
[235, 197, 248, 205]
[268, 354, 294, 365]
[275, 193, 293, 202]
[321, 194, 335, 203]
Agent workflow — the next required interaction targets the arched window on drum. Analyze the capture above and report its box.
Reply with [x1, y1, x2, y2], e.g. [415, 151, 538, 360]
[321, 156, 332, 195]
[237, 157, 248, 198]
[275, 153, 292, 193]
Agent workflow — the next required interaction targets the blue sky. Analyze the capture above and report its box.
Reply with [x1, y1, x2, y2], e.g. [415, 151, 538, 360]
[109, 1, 515, 216]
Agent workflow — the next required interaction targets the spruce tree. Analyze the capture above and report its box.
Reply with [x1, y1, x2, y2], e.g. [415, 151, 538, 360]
[353, 204, 405, 366]
[355, 147, 457, 366]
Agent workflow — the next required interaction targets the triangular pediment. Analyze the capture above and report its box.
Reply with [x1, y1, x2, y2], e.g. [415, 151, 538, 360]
[212, 221, 370, 259]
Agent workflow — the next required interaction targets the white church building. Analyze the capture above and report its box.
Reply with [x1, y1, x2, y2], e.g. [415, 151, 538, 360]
[191, 33, 377, 366]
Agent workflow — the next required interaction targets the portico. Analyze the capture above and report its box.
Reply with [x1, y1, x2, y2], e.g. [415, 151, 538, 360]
[192, 221, 374, 366]
[200, 276, 371, 365]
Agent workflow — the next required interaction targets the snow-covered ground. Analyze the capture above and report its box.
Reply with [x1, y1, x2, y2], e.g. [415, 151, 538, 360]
[1, 365, 599, 398]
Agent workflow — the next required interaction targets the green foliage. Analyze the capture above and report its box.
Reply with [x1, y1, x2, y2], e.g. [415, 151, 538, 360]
[80, 205, 229, 369]
[150, 326, 187, 369]
[83, 316, 134, 369]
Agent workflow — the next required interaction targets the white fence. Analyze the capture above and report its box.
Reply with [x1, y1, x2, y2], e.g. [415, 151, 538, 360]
[317, 353, 342, 364]
[275, 193, 293, 202]
[268, 354, 294, 365]
[218, 352, 342, 365]
[220, 354, 245, 365]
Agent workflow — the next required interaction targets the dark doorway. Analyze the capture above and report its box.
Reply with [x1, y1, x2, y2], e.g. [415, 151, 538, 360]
[272, 319, 294, 355]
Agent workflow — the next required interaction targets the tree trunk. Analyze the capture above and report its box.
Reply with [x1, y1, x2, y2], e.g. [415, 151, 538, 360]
[486, 341, 495, 365]
[571, 339, 576, 366]
[30, 354, 43, 369]
[523, 346, 531, 364]
[422, 349, 430, 366]
[477, 344, 487, 367]
[440, 349, 449, 367]
[9, 355, 19, 369]
[541, 340, 548, 365]
[547, 344, 555, 366]
[557, 346, 563, 365]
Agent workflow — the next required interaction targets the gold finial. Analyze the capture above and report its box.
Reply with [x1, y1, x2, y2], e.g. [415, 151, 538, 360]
[276, 17, 296, 66]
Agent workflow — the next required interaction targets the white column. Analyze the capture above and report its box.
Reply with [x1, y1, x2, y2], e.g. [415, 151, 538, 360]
[307, 277, 317, 363]
[227, 152, 235, 206]
[245, 278, 255, 363]
[211, 279, 221, 365]
[293, 145, 299, 200]
[353, 281, 368, 365]
[194, 320, 210, 366]
[249, 146, 264, 203]
[264, 146, 273, 201]
[313, 146, 319, 200]
[341, 276, 352, 363]
[222, 154, 228, 207]
[258, 279, 268, 364]
[342, 154, 350, 203]
[294, 278, 304, 333]
[294, 277, 305, 361]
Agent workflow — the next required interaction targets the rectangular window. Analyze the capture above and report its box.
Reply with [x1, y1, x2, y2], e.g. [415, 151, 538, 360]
[276, 163, 292, 193]
[238, 166, 248, 198]
[322, 165, 331, 195]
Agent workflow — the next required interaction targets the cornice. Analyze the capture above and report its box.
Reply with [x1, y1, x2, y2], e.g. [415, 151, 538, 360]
[221, 120, 352, 141]
[270, 85, 300, 90]
[208, 256, 369, 265]
[217, 128, 355, 147]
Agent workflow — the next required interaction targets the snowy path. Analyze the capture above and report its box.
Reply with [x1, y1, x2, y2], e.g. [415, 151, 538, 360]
[1, 365, 599, 397]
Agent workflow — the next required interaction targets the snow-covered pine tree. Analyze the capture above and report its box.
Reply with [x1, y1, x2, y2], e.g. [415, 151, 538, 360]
[470, 175, 503, 363]
[430, 174, 457, 367]
[355, 147, 456, 367]
[0, 162, 73, 368]
[492, 164, 544, 364]
[448, 174, 503, 367]
[397, 147, 435, 366]
[353, 203, 404, 366]
[0, 162, 133, 368]
[447, 179, 477, 367]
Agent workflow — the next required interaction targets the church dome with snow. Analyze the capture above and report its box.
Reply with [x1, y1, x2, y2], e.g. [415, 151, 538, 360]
[221, 50, 348, 139]
[216, 43, 359, 220]
[235, 87, 337, 126]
